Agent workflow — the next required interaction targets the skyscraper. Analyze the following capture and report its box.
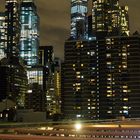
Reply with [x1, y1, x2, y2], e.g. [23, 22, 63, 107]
[20, 0, 39, 66]
[39, 46, 53, 67]
[70, 0, 88, 39]
[0, 0, 28, 109]
[0, 13, 6, 60]
[5, 0, 20, 58]
[39, 46, 53, 91]
[48, 57, 61, 115]
[92, 0, 129, 38]
[62, 0, 132, 120]
[120, 6, 129, 36]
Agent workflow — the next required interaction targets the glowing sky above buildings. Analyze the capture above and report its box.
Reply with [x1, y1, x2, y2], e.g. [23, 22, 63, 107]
[0, 0, 140, 59]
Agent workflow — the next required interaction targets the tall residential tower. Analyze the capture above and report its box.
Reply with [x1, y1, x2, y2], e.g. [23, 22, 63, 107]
[62, 0, 131, 120]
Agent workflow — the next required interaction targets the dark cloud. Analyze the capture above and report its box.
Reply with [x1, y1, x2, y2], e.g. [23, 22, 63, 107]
[0, 0, 140, 59]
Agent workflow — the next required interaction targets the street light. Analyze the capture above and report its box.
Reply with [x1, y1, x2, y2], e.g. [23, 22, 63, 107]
[74, 123, 82, 130]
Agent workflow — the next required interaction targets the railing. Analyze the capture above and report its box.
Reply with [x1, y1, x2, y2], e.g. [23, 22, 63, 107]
[1, 126, 140, 140]
[0, 134, 139, 140]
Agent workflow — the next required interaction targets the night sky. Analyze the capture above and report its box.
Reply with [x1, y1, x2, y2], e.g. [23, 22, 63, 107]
[0, 0, 140, 60]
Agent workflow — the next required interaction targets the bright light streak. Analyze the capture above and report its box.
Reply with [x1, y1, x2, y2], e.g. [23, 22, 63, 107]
[27, 90, 32, 93]
[39, 127, 46, 130]
[75, 123, 82, 130]
[47, 127, 53, 130]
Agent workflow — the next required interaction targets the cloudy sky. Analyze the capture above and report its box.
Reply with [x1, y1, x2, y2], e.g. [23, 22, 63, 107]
[0, 0, 140, 59]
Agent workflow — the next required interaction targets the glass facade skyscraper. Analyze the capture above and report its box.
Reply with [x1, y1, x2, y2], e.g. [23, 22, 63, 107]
[20, 0, 39, 66]
[0, 13, 6, 60]
[71, 0, 88, 39]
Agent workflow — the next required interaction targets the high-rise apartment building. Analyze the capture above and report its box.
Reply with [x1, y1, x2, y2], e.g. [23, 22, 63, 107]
[127, 33, 140, 118]
[20, 0, 39, 66]
[99, 33, 140, 119]
[70, 0, 88, 39]
[62, 40, 98, 119]
[97, 36, 129, 119]
[0, 13, 6, 60]
[62, 0, 133, 120]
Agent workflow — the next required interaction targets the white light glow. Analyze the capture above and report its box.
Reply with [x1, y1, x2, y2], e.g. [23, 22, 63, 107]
[75, 123, 82, 130]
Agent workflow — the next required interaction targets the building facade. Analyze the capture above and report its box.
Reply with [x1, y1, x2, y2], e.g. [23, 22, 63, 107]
[0, 58, 28, 108]
[62, 40, 98, 119]
[39, 46, 53, 67]
[46, 58, 61, 116]
[20, 0, 39, 66]
[25, 83, 45, 112]
[96, 33, 140, 119]
[5, 0, 20, 58]
[71, 0, 88, 39]
[92, 0, 129, 38]
[0, 13, 6, 60]
[1, 0, 28, 109]
[62, 0, 133, 120]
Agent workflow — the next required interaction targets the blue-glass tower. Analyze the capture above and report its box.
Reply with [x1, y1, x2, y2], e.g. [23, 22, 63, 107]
[20, 0, 39, 66]
[0, 13, 6, 60]
[71, 0, 88, 39]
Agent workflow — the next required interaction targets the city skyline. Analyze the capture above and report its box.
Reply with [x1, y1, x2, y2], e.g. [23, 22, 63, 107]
[0, 0, 140, 124]
[0, 0, 140, 60]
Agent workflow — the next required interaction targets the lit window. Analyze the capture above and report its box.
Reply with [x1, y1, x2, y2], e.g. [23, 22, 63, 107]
[76, 114, 81, 118]
[123, 106, 128, 109]
[76, 72, 80, 75]
[123, 98, 128, 101]
[106, 54, 111, 58]
[107, 111, 112, 114]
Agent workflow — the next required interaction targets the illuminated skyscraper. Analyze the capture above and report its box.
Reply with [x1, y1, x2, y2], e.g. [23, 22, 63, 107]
[0, 13, 6, 60]
[5, 0, 20, 58]
[71, 0, 88, 39]
[0, 0, 28, 109]
[92, 0, 129, 38]
[120, 6, 129, 36]
[20, 0, 39, 66]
